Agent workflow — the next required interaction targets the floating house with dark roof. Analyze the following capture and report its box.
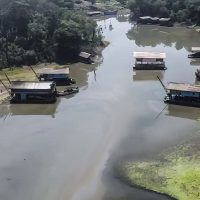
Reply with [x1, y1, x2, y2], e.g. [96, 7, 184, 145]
[9, 81, 57, 103]
[164, 82, 200, 107]
[133, 52, 166, 70]
[37, 68, 75, 86]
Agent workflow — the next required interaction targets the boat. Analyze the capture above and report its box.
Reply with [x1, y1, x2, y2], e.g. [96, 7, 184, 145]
[56, 86, 79, 97]
[133, 52, 167, 70]
[188, 47, 200, 58]
[104, 10, 118, 15]
[164, 82, 200, 107]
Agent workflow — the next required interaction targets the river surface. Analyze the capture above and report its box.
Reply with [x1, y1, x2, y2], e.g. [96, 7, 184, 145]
[0, 17, 200, 200]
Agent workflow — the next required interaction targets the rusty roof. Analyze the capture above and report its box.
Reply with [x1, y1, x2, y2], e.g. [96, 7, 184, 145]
[191, 47, 200, 52]
[37, 68, 69, 75]
[9, 81, 54, 90]
[167, 82, 200, 93]
[134, 52, 166, 59]
[79, 52, 91, 59]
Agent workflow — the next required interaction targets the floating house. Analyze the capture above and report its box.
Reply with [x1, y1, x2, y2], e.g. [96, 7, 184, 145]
[137, 16, 172, 26]
[37, 68, 75, 86]
[133, 52, 166, 70]
[79, 52, 92, 64]
[9, 81, 57, 104]
[188, 47, 200, 58]
[164, 82, 200, 107]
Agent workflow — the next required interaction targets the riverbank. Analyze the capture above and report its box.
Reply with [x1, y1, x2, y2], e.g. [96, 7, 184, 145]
[0, 41, 109, 104]
[117, 132, 200, 200]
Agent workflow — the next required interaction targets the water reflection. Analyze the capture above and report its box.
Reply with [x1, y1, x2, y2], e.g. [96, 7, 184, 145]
[127, 25, 200, 50]
[133, 70, 164, 81]
[0, 101, 60, 118]
[165, 105, 200, 120]
[190, 58, 200, 66]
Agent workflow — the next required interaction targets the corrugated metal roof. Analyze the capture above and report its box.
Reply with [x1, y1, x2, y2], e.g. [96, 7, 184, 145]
[167, 82, 200, 93]
[134, 52, 166, 59]
[38, 68, 69, 74]
[9, 81, 54, 90]
[191, 47, 200, 52]
[79, 52, 91, 59]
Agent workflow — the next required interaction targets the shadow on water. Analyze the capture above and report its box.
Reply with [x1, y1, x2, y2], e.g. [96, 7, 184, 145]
[0, 100, 60, 119]
[165, 105, 200, 120]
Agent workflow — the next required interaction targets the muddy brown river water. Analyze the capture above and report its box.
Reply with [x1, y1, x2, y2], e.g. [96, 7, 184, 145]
[0, 17, 200, 200]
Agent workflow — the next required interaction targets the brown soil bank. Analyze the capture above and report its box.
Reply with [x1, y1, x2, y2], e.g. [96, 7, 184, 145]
[117, 132, 200, 200]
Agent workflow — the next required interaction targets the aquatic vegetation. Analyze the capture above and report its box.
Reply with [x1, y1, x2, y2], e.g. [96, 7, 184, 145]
[120, 135, 200, 200]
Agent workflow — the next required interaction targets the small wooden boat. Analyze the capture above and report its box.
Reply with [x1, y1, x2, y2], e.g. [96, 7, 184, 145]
[56, 87, 79, 97]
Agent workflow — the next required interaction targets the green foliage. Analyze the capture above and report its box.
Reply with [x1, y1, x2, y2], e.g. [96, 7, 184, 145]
[0, 0, 101, 67]
[128, 0, 200, 23]
[120, 135, 200, 200]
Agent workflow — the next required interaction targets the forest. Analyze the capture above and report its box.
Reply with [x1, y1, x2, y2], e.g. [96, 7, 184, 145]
[128, 0, 200, 24]
[0, 0, 101, 68]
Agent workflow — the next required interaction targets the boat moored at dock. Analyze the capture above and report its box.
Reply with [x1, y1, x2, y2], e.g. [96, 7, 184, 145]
[164, 82, 200, 107]
[9, 81, 57, 104]
[133, 52, 166, 70]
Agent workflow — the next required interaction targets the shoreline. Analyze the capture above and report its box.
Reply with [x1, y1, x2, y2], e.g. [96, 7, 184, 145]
[0, 41, 109, 104]
[115, 169, 176, 200]
[116, 132, 200, 200]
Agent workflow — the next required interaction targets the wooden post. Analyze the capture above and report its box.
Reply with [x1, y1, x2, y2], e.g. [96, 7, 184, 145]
[157, 76, 167, 93]
[4, 73, 11, 84]
[0, 79, 10, 94]
[29, 66, 39, 80]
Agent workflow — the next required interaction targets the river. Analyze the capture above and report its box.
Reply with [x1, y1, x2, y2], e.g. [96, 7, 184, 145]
[0, 17, 200, 200]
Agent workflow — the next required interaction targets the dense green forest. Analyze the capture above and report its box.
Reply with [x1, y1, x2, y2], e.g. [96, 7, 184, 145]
[0, 0, 101, 67]
[128, 0, 200, 24]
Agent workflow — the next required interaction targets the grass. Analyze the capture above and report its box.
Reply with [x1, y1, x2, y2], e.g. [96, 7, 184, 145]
[119, 134, 200, 200]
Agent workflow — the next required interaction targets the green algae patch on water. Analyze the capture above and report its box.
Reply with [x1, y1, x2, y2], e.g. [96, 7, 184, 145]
[120, 135, 200, 200]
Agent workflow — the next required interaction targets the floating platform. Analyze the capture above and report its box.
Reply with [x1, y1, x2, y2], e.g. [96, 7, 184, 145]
[9, 81, 57, 104]
[37, 68, 76, 86]
[133, 52, 167, 70]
